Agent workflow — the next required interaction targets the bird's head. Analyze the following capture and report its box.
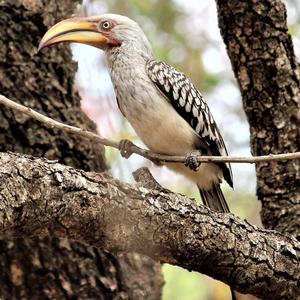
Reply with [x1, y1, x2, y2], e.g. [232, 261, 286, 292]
[38, 14, 152, 54]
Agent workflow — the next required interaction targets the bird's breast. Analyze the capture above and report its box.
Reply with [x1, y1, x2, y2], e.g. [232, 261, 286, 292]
[109, 60, 222, 188]
[114, 73, 198, 155]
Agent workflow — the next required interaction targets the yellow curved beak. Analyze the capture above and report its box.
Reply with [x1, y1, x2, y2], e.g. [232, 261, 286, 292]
[38, 17, 108, 51]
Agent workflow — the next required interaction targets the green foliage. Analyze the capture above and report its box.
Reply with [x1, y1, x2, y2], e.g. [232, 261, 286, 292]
[162, 264, 208, 300]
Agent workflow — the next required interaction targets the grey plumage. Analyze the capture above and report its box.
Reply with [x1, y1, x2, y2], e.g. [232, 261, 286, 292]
[100, 14, 233, 213]
[42, 13, 234, 211]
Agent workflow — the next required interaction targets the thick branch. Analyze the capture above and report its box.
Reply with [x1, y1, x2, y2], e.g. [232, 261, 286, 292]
[1, 152, 299, 299]
[0, 94, 299, 165]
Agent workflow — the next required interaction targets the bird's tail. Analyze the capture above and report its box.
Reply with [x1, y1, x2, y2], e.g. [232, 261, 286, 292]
[198, 182, 230, 213]
[198, 183, 236, 300]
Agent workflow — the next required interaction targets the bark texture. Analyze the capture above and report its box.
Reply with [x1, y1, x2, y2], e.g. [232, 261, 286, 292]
[216, 0, 300, 238]
[0, 152, 299, 300]
[0, 0, 106, 171]
[0, 1, 163, 299]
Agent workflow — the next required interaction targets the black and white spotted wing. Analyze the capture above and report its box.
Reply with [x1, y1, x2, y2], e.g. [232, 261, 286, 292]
[146, 59, 233, 187]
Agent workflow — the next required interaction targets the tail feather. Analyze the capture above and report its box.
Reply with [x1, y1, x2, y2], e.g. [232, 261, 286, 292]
[198, 183, 230, 213]
[198, 183, 237, 300]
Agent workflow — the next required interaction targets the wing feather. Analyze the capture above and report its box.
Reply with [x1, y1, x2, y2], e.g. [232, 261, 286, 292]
[146, 59, 233, 187]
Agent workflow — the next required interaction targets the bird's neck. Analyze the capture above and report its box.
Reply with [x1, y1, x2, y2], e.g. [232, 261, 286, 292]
[104, 42, 155, 123]
[105, 42, 154, 71]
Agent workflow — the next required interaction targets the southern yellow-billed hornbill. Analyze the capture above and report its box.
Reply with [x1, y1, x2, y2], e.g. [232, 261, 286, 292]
[39, 14, 236, 299]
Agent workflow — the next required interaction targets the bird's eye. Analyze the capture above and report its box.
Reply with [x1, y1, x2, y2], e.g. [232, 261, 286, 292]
[101, 20, 112, 30]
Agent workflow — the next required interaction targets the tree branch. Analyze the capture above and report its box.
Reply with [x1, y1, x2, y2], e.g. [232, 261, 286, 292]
[0, 94, 299, 165]
[1, 151, 299, 299]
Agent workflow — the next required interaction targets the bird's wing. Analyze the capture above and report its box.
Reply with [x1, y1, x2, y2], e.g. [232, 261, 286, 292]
[146, 59, 233, 187]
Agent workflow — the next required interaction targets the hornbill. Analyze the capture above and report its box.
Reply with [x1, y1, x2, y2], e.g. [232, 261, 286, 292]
[39, 14, 236, 299]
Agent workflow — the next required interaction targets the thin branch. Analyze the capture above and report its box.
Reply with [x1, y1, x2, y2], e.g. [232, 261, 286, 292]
[1, 94, 299, 164]
[1, 151, 300, 299]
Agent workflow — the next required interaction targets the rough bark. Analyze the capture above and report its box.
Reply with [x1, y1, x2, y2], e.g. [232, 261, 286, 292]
[0, 152, 299, 300]
[0, 0, 106, 170]
[0, 1, 163, 299]
[216, 0, 300, 238]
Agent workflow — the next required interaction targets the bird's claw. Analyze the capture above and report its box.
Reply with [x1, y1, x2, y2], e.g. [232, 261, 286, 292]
[185, 150, 202, 171]
[119, 139, 134, 159]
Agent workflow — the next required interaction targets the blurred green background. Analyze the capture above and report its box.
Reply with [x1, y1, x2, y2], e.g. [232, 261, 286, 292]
[71, 0, 300, 299]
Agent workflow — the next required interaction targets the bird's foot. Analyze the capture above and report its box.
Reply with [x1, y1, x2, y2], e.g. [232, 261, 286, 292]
[119, 139, 134, 159]
[185, 150, 202, 171]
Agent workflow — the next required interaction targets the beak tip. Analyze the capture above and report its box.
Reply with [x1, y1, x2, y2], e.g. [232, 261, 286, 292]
[38, 40, 45, 52]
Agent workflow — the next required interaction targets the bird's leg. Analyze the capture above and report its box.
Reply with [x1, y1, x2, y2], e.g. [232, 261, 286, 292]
[185, 149, 203, 171]
[118, 139, 135, 159]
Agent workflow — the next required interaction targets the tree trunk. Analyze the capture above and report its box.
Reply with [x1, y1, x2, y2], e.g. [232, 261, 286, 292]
[0, 1, 163, 299]
[216, 0, 300, 239]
